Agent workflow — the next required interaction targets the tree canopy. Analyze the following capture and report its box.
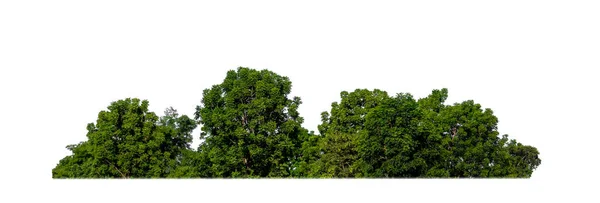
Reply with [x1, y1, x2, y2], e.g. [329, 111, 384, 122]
[52, 67, 541, 178]
[302, 88, 541, 178]
[52, 98, 197, 178]
[192, 67, 308, 177]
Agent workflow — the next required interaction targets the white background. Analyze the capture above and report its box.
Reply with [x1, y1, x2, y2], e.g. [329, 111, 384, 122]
[1, 0, 598, 202]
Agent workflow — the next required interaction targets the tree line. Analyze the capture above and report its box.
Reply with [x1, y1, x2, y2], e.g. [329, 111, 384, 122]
[52, 67, 541, 178]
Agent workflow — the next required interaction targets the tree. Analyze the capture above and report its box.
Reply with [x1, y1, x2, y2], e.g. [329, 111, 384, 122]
[415, 88, 453, 177]
[416, 89, 541, 178]
[355, 92, 424, 177]
[419, 89, 542, 178]
[194, 67, 308, 178]
[312, 88, 541, 178]
[311, 89, 390, 178]
[52, 98, 197, 178]
[305, 132, 360, 178]
[292, 130, 322, 177]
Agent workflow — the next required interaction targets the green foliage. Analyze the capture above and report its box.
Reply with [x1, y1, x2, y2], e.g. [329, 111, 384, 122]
[193, 67, 308, 178]
[306, 88, 541, 178]
[52, 98, 197, 178]
[52, 68, 541, 178]
[291, 130, 322, 177]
